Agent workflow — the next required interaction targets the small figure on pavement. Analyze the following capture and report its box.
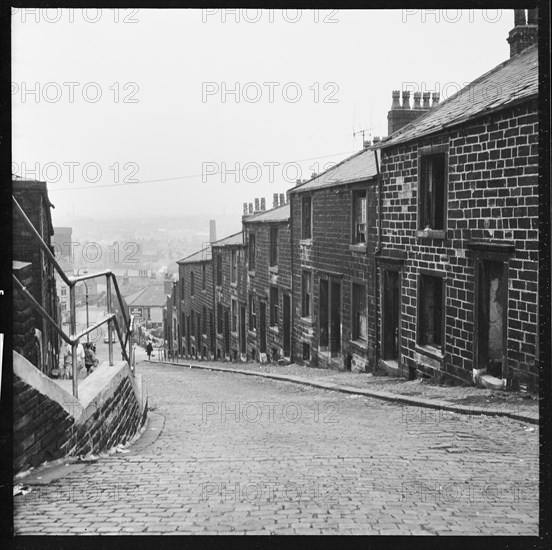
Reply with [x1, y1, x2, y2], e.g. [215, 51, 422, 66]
[84, 342, 96, 376]
[146, 341, 153, 361]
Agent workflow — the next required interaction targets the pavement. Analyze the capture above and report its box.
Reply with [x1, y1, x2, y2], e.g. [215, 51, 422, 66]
[162, 360, 539, 425]
[14, 360, 539, 535]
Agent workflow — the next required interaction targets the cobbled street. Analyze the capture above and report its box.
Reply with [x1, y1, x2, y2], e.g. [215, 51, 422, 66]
[14, 362, 539, 535]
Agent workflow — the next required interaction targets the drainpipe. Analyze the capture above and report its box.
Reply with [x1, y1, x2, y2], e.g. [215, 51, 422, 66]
[373, 147, 382, 373]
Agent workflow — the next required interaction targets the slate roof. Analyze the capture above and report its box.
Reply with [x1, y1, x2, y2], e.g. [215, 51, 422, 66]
[212, 231, 244, 247]
[243, 203, 290, 223]
[288, 147, 379, 195]
[177, 246, 212, 264]
[381, 44, 538, 148]
[125, 284, 167, 307]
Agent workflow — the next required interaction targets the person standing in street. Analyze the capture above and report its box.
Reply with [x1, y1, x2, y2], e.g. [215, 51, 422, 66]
[146, 341, 153, 361]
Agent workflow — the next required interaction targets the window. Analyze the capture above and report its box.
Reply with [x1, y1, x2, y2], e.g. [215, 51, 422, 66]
[203, 306, 207, 334]
[302, 342, 310, 361]
[419, 153, 446, 231]
[61, 286, 67, 296]
[190, 271, 195, 296]
[231, 250, 237, 283]
[418, 274, 444, 351]
[249, 233, 256, 270]
[301, 196, 312, 239]
[216, 254, 222, 286]
[352, 283, 367, 341]
[353, 191, 367, 244]
[144, 308, 151, 320]
[301, 271, 311, 317]
[191, 312, 195, 334]
[231, 299, 238, 332]
[202, 264, 206, 290]
[249, 295, 257, 331]
[217, 302, 223, 334]
[180, 277, 185, 300]
[270, 287, 279, 326]
[269, 227, 278, 266]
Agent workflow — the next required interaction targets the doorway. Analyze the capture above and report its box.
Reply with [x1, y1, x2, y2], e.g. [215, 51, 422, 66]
[382, 269, 400, 361]
[224, 308, 230, 356]
[259, 301, 267, 354]
[240, 305, 246, 354]
[283, 294, 291, 358]
[319, 277, 341, 357]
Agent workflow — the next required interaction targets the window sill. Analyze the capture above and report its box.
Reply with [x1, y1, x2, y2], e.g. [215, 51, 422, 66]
[231, 331, 238, 336]
[248, 330, 257, 336]
[269, 325, 279, 333]
[415, 344, 444, 361]
[230, 282, 237, 288]
[268, 266, 279, 274]
[350, 338, 367, 349]
[300, 316, 313, 323]
[201, 289, 207, 294]
[299, 239, 312, 246]
[416, 229, 445, 240]
[215, 285, 222, 291]
[349, 244, 367, 253]
[248, 270, 256, 277]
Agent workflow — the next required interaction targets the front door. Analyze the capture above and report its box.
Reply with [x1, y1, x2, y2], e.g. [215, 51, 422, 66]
[330, 281, 341, 356]
[283, 294, 291, 358]
[224, 309, 230, 356]
[259, 301, 267, 354]
[240, 305, 246, 354]
[383, 270, 400, 361]
[477, 260, 506, 378]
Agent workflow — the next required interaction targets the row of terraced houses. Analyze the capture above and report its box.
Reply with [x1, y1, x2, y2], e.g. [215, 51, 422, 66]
[165, 11, 540, 391]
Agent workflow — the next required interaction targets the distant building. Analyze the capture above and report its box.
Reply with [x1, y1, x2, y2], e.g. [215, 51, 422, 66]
[177, 247, 214, 360]
[124, 284, 167, 330]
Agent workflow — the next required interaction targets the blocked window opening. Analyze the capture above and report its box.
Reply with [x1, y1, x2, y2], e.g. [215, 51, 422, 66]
[382, 269, 400, 361]
[249, 233, 256, 270]
[231, 250, 237, 283]
[190, 271, 195, 296]
[270, 227, 278, 267]
[418, 274, 444, 352]
[301, 271, 311, 317]
[319, 278, 341, 355]
[270, 287, 279, 326]
[419, 153, 446, 231]
[301, 196, 312, 239]
[216, 254, 222, 286]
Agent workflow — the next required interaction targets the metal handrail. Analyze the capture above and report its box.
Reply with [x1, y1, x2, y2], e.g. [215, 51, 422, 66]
[13, 195, 134, 399]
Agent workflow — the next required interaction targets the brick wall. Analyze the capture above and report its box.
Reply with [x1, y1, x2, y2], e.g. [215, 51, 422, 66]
[14, 352, 147, 474]
[13, 262, 36, 363]
[243, 219, 292, 362]
[213, 244, 247, 360]
[378, 99, 539, 389]
[290, 180, 378, 371]
[178, 259, 215, 359]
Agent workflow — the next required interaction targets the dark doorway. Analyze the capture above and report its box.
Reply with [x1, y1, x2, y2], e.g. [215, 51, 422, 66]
[259, 301, 267, 354]
[477, 260, 506, 378]
[320, 279, 329, 347]
[240, 305, 246, 354]
[330, 281, 341, 355]
[283, 294, 291, 358]
[224, 309, 230, 356]
[383, 270, 400, 361]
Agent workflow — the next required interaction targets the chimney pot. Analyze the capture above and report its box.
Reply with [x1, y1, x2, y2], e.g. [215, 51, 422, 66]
[249, 203, 253, 214]
[273, 193, 278, 208]
[401, 90, 411, 109]
[432, 92, 440, 106]
[363, 139, 371, 149]
[260, 197, 266, 211]
[422, 92, 431, 109]
[391, 90, 401, 110]
[254, 198, 260, 211]
[514, 9, 526, 26]
[373, 136, 381, 145]
[413, 92, 422, 109]
[311, 172, 317, 179]
[243, 202, 248, 215]
[279, 193, 285, 206]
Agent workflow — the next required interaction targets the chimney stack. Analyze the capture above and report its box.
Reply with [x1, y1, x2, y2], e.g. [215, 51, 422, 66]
[254, 198, 260, 212]
[508, 8, 538, 57]
[388, 88, 432, 135]
[260, 197, 266, 211]
[279, 193, 285, 206]
[209, 220, 217, 243]
[432, 92, 440, 106]
[372, 136, 381, 146]
[296, 179, 302, 186]
[249, 203, 253, 214]
[311, 172, 317, 179]
[273, 193, 279, 208]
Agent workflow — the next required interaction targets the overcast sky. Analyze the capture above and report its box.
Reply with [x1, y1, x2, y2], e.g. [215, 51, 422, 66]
[12, 8, 514, 223]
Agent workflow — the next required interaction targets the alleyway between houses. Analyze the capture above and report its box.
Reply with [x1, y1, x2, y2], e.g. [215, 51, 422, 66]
[14, 361, 538, 535]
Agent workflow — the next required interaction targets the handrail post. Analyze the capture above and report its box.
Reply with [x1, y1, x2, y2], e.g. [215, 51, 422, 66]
[107, 275, 113, 366]
[70, 284, 78, 398]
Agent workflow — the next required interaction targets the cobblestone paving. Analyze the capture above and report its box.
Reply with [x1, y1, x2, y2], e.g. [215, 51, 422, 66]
[14, 362, 539, 535]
